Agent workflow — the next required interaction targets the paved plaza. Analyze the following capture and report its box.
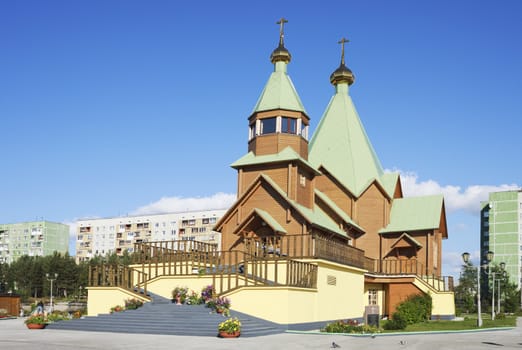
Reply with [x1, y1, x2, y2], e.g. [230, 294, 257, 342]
[1, 317, 521, 350]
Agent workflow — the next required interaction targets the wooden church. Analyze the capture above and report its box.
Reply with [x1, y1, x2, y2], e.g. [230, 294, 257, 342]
[87, 20, 455, 326]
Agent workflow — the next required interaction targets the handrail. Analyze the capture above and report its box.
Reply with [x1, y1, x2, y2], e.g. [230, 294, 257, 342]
[88, 264, 149, 296]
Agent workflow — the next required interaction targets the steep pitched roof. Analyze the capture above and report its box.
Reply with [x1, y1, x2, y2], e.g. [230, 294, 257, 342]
[309, 82, 386, 197]
[252, 208, 287, 234]
[252, 61, 306, 114]
[314, 189, 364, 232]
[380, 195, 445, 234]
[390, 232, 423, 249]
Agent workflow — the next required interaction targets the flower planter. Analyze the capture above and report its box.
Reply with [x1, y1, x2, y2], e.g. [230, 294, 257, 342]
[26, 323, 46, 329]
[219, 331, 240, 338]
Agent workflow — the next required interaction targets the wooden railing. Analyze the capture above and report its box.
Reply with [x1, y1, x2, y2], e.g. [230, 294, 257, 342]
[88, 264, 149, 296]
[90, 238, 452, 294]
[132, 240, 218, 264]
[420, 275, 454, 292]
[367, 258, 425, 275]
[365, 258, 454, 292]
[244, 234, 367, 270]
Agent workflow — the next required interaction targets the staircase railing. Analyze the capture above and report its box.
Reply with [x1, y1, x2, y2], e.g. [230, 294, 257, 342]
[88, 264, 149, 296]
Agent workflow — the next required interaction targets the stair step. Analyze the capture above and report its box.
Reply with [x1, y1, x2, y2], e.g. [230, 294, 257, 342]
[46, 304, 285, 337]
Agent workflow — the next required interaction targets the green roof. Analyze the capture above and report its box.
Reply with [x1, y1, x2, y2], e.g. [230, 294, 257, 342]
[259, 175, 347, 238]
[252, 61, 306, 114]
[309, 82, 384, 196]
[380, 172, 400, 198]
[380, 195, 444, 233]
[252, 208, 287, 234]
[231, 147, 321, 175]
[314, 189, 364, 232]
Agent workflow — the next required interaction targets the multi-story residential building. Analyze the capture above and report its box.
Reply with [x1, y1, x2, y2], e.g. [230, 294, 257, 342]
[0, 221, 69, 264]
[76, 209, 227, 263]
[480, 190, 522, 289]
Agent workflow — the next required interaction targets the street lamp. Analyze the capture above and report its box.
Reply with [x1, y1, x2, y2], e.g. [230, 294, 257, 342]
[462, 251, 493, 327]
[46, 273, 58, 313]
[493, 262, 506, 317]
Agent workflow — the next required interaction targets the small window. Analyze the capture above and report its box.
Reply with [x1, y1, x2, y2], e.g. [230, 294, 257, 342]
[260, 117, 276, 135]
[299, 175, 306, 187]
[281, 117, 297, 134]
[368, 289, 378, 305]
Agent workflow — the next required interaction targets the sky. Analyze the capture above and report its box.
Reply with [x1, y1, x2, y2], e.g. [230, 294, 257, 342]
[1, 1, 521, 281]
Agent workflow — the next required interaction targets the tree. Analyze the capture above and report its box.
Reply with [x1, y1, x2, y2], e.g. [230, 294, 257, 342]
[455, 262, 478, 314]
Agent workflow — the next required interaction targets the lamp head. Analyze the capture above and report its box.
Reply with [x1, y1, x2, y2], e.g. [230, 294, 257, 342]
[462, 252, 470, 264]
[500, 262, 506, 271]
[486, 250, 494, 263]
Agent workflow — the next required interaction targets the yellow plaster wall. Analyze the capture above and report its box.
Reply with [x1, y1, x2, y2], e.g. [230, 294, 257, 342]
[430, 292, 455, 317]
[227, 260, 366, 324]
[87, 287, 149, 316]
[413, 279, 455, 317]
[146, 276, 216, 299]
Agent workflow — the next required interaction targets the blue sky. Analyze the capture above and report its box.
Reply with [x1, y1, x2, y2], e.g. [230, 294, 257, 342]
[1, 1, 521, 280]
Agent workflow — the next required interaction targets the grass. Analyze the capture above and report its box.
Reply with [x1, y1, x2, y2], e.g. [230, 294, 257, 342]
[381, 314, 517, 333]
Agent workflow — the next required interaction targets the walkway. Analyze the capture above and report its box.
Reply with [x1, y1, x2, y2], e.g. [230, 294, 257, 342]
[1, 317, 521, 350]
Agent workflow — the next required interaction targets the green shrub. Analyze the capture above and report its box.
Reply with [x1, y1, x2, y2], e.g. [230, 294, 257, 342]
[395, 293, 432, 325]
[383, 312, 407, 330]
[321, 319, 381, 334]
[124, 298, 144, 310]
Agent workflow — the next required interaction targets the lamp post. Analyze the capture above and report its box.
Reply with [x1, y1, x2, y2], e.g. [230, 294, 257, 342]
[493, 262, 506, 316]
[46, 273, 58, 313]
[462, 251, 494, 327]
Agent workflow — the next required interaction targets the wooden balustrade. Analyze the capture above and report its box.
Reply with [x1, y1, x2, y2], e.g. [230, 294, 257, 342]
[90, 236, 452, 295]
[89, 264, 148, 296]
[244, 234, 367, 269]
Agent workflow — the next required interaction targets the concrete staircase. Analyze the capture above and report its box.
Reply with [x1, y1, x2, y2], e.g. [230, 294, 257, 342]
[46, 293, 285, 337]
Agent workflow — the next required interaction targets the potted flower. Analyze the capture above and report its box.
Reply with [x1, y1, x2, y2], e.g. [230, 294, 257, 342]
[25, 315, 48, 329]
[218, 317, 241, 338]
[110, 305, 124, 313]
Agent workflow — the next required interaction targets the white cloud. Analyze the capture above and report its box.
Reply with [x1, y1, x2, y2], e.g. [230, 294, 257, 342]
[391, 170, 519, 214]
[131, 192, 236, 216]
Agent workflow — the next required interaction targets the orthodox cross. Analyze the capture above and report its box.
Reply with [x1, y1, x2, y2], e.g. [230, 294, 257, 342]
[338, 37, 349, 65]
[276, 17, 288, 46]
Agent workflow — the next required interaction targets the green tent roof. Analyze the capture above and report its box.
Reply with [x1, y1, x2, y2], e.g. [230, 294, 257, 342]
[252, 61, 306, 114]
[380, 195, 444, 234]
[309, 82, 385, 197]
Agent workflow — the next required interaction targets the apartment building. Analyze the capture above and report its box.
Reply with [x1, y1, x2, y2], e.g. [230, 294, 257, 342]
[76, 209, 227, 263]
[0, 220, 69, 264]
[480, 189, 522, 289]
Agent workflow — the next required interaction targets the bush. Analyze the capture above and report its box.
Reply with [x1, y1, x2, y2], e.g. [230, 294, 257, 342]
[395, 293, 432, 325]
[321, 319, 381, 334]
[125, 298, 144, 310]
[384, 312, 407, 330]
[186, 291, 203, 305]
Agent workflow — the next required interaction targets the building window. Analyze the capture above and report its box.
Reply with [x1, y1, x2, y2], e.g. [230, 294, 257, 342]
[299, 175, 306, 187]
[368, 289, 378, 305]
[202, 218, 209, 225]
[199, 227, 207, 233]
[209, 218, 217, 224]
[281, 117, 297, 134]
[260, 117, 276, 135]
